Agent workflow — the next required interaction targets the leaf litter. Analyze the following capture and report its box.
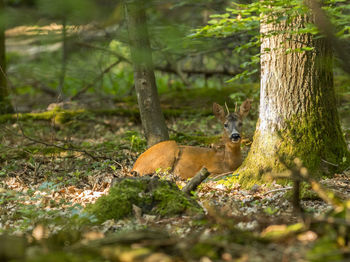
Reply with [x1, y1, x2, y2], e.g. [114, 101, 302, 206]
[0, 112, 349, 261]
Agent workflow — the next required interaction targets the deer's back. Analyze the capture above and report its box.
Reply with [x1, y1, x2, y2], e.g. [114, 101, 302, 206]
[131, 141, 232, 179]
[131, 140, 179, 175]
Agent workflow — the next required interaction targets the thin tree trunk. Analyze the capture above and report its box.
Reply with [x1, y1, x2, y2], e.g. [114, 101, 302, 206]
[58, 18, 67, 102]
[0, 0, 13, 114]
[124, 0, 169, 146]
[238, 7, 349, 186]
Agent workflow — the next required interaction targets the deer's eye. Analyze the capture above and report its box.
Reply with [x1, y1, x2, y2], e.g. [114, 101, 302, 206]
[238, 122, 243, 127]
[224, 123, 228, 128]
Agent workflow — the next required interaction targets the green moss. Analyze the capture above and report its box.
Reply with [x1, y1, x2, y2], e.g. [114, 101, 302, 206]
[233, 111, 349, 188]
[0, 111, 55, 123]
[281, 112, 349, 175]
[153, 183, 200, 216]
[24, 146, 64, 155]
[85, 179, 147, 222]
[190, 242, 219, 260]
[0, 107, 213, 125]
[53, 110, 86, 124]
[232, 130, 287, 188]
[85, 178, 202, 223]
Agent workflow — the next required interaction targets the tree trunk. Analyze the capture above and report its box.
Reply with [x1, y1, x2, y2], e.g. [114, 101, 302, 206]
[0, 0, 13, 114]
[238, 9, 349, 187]
[124, 0, 169, 147]
[57, 18, 67, 102]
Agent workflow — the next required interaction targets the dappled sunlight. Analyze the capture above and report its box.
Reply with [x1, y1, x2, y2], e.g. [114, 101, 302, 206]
[1, 0, 350, 261]
[6, 23, 90, 37]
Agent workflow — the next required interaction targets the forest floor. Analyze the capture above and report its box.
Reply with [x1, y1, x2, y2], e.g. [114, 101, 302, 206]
[1, 91, 350, 261]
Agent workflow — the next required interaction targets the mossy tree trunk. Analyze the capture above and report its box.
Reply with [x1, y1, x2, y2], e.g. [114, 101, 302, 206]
[238, 8, 349, 187]
[124, 0, 169, 147]
[0, 0, 13, 114]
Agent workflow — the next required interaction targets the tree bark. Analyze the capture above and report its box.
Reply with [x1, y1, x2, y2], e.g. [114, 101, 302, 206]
[0, 0, 13, 114]
[238, 7, 349, 187]
[124, 0, 169, 147]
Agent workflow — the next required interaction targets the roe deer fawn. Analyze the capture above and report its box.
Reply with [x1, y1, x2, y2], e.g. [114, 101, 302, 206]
[131, 99, 252, 179]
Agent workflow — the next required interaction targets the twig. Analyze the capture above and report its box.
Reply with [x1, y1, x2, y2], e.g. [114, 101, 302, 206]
[292, 172, 302, 215]
[263, 186, 293, 195]
[0, 56, 102, 161]
[182, 168, 210, 195]
[5, 124, 101, 161]
[76, 42, 132, 63]
[76, 42, 242, 77]
[70, 59, 121, 101]
[275, 157, 343, 209]
[321, 158, 338, 167]
[25, 80, 58, 97]
[312, 216, 350, 227]
[213, 171, 239, 179]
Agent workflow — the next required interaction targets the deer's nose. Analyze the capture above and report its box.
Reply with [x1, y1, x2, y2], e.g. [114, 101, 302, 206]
[230, 133, 241, 141]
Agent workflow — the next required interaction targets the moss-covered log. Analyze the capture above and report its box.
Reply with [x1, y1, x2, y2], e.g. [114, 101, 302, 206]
[0, 107, 213, 124]
[236, 8, 349, 187]
[86, 177, 203, 223]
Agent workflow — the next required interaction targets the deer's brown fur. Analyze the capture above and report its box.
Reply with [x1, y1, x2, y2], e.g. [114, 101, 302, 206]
[131, 99, 252, 179]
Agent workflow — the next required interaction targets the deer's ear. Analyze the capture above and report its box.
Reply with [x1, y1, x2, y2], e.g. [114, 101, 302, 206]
[213, 103, 226, 123]
[239, 99, 252, 118]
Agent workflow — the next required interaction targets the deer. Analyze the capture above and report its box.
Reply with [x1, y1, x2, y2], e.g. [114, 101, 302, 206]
[131, 99, 252, 179]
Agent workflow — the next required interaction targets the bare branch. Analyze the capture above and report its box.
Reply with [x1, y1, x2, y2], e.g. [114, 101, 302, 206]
[69, 59, 121, 101]
[77, 42, 242, 77]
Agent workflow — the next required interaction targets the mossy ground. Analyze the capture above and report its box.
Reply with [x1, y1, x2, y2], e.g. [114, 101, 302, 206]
[1, 82, 349, 261]
[85, 177, 203, 223]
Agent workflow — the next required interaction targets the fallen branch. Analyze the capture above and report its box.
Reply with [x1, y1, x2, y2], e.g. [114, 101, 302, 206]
[154, 66, 242, 77]
[321, 158, 338, 167]
[182, 168, 210, 195]
[212, 171, 238, 179]
[263, 187, 293, 195]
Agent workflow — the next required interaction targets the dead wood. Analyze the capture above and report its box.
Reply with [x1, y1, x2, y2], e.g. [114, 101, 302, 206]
[182, 167, 210, 196]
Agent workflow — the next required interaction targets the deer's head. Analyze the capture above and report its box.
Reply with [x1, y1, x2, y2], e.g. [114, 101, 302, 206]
[213, 99, 252, 144]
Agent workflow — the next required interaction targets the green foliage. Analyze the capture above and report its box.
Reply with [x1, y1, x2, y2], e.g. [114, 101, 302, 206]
[123, 131, 147, 152]
[37, 0, 96, 22]
[307, 201, 350, 261]
[194, 0, 350, 81]
[5, 0, 35, 6]
[263, 206, 279, 215]
[307, 233, 343, 262]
